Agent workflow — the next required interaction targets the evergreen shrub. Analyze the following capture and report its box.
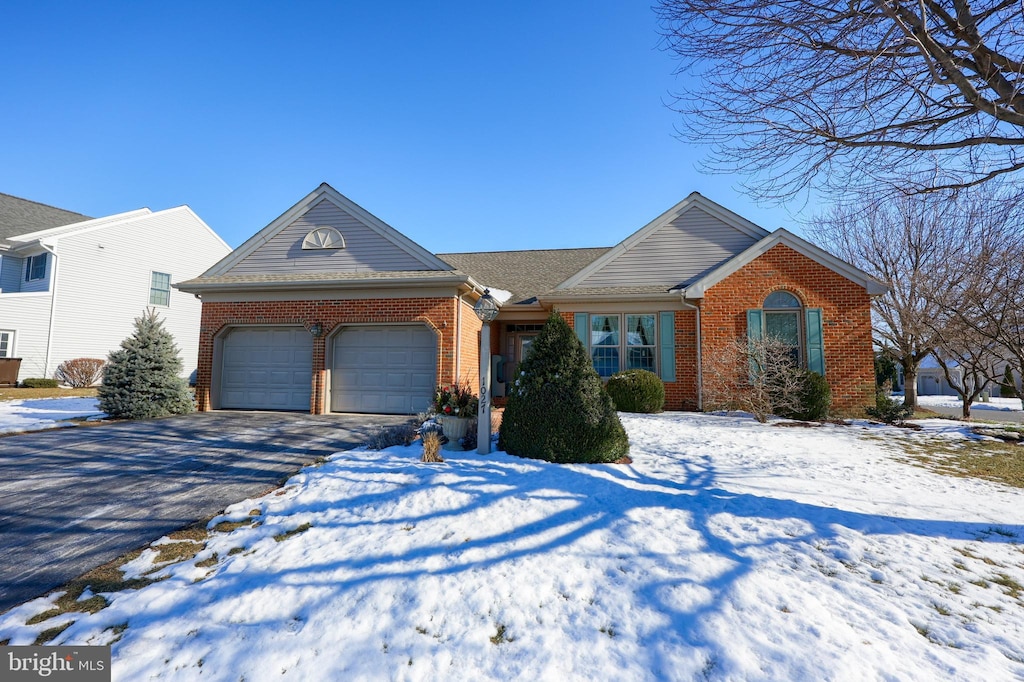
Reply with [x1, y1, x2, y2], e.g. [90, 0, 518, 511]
[21, 378, 58, 388]
[779, 370, 832, 421]
[98, 309, 195, 419]
[498, 312, 629, 463]
[605, 369, 665, 413]
[866, 384, 914, 425]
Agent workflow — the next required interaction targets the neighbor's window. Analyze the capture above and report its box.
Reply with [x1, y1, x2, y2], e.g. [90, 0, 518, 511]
[24, 254, 46, 281]
[0, 331, 12, 358]
[590, 313, 657, 377]
[150, 272, 171, 306]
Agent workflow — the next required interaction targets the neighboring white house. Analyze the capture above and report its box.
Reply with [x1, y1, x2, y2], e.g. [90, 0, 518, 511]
[0, 193, 231, 382]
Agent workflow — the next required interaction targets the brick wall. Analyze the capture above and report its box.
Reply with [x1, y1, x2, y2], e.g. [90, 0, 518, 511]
[196, 297, 469, 413]
[699, 244, 875, 412]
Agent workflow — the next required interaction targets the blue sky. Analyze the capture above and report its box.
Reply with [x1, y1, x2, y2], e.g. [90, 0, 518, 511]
[1, 1, 810, 251]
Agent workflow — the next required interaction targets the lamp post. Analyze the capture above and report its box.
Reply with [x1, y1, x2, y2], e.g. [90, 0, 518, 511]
[473, 289, 499, 454]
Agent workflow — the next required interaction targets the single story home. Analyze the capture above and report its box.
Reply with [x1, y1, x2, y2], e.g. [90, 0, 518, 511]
[177, 183, 883, 415]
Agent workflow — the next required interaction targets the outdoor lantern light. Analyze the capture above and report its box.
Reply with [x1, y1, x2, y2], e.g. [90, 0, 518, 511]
[473, 289, 499, 454]
[309, 322, 323, 337]
[472, 289, 499, 323]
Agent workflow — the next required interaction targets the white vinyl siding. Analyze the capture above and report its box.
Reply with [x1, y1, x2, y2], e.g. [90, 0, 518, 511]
[150, 272, 171, 306]
[0, 294, 52, 376]
[575, 206, 759, 288]
[227, 198, 430, 275]
[43, 207, 231, 379]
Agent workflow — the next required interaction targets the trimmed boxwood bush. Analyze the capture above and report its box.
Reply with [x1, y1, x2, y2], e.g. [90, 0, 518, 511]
[606, 369, 665, 413]
[778, 369, 832, 421]
[498, 312, 629, 463]
[21, 378, 59, 388]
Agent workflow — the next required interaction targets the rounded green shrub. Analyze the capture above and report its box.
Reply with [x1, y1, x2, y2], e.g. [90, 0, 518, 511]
[605, 369, 665, 413]
[498, 312, 629, 463]
[780, 369, 832, 421]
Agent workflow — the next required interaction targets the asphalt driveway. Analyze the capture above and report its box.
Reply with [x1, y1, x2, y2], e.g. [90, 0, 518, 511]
[0, 410, 410, 613]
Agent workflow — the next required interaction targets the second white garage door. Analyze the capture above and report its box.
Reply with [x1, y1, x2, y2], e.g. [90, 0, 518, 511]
[220, 327, 312, 411]
[331, 325, 436, 414]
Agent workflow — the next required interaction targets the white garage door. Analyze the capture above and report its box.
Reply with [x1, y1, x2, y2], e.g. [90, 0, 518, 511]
[331, 325, 436, 414]
[220, 327, 312, 411]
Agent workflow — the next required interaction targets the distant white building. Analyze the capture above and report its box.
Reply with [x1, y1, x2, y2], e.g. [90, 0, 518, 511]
[0, 193, 231, 382]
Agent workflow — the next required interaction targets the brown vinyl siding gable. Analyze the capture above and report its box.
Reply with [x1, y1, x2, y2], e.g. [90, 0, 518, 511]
[573, 206, 761, 288]
[227, 198, 435, 275]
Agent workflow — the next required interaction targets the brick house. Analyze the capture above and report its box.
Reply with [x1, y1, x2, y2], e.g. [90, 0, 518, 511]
[176, 183, 884, 415]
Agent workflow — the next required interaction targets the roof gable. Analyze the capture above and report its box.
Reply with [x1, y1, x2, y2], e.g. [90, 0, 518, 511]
[557, 193, 770, 291]
[682, 228, 890, 298]
[206, 184, 451, 277]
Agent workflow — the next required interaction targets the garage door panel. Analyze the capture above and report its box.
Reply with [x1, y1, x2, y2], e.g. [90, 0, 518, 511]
[331, 325, 436, 415]
[220, 327, 312, 411]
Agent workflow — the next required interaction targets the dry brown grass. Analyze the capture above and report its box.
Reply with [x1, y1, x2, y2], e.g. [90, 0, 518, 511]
[421, 431, 444, 463]
[0, 387, 97, 402]
[897, 437, 1024, 488]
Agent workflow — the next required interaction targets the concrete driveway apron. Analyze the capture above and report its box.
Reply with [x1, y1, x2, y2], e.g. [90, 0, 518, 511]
[0, 411, 410, 613]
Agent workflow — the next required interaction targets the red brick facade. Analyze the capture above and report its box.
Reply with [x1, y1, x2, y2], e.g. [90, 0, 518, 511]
[698, 244, 875, 412]
[196, 296, 482, 414]
[560, 244, 875, 413]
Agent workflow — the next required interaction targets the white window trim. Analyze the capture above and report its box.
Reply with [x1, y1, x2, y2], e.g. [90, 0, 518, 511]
[0, 330, 15, 358]
[150, 271, 172, 307]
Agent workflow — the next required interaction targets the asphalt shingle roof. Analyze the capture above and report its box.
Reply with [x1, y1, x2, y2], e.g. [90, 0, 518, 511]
[438, 248, 609, 304]
[0, 193, 90, 241]
[176, 270, 469, 289]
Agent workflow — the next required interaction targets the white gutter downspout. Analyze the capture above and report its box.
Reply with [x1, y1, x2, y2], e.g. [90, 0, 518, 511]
[454, 293, 463, 381]
[39, 243, 59, 378]
[695, 301, 703, 411]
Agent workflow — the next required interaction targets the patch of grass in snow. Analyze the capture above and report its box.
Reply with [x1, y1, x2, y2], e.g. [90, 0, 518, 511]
[195, 553, 219, 568]
[227, 547, 245, 556]
[955, 546, 1001, 566]
[273, 522, 312, 542]
[899, 437, 1024, 488]
[104, 622, 128, 645]
[24, 547, 162, 627]
[210, 519, 255, 533]
[599, 625, 617, 638]
[33, 622, 72, 645]
[932, 602, 953, 616]
[152, 541, 204, 565]
[990, 573, 1023, 598]
[489, 623, 514, 645]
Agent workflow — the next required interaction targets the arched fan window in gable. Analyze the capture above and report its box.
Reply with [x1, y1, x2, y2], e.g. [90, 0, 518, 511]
[302, 227, 345, 250]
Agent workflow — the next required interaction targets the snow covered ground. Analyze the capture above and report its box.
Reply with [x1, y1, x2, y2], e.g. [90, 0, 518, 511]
[0, 397, 104, 434]
[916, 394, 1024, 413]
[2, 413, 1024, 681]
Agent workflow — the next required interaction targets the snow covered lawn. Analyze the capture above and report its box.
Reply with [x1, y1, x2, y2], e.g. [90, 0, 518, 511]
[0, 397, 104, 435]
[916, 394, 1024, 413]
[3, 413, 1024, 680]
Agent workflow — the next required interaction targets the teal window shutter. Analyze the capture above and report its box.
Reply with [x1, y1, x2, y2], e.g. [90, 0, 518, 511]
[805, 308, 825, 375]
[747, 309, 763, 378]
[574, 313, 589, 349]
[659, 311, 676, 382]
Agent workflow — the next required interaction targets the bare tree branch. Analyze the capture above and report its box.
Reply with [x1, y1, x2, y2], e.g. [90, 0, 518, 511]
[657, 0, 1024, 199]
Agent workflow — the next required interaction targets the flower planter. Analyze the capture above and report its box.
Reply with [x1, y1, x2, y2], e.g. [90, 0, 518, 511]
[440, 415, 473, 449]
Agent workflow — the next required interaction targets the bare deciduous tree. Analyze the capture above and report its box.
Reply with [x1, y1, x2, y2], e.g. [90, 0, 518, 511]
[657, 0, 1024, 199]
[813, 193, 965, 409]
[703, 336, 806, 422]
